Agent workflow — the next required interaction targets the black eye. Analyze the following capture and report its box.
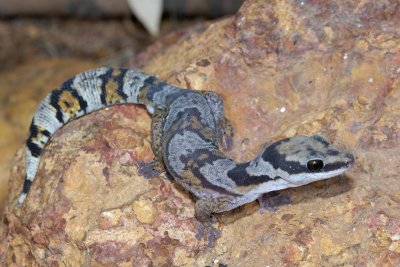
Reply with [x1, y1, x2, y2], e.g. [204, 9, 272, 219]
[307, 159, 324, 172]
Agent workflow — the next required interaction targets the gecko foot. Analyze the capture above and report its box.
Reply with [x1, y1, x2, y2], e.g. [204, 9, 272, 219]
[195, 222, 221, 247]
[258, 192, 292, 214]
[137, 159, 164, 179]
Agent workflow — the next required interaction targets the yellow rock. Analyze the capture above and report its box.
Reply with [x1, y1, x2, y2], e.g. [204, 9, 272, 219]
[319, 235, 344, 256]
[98, 209, 123, 229]
[324, 27, 335, 42]
[389, 241, 400, 253]
[132, 199, 156, 224]
[374, 230, 392, 248]
[173, 247, 195, 266]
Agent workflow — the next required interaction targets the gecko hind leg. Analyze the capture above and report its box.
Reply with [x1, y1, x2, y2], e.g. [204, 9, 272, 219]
[217, 116, 234, 152]
[137, 108, 167, 179]
[201, 91, 234, 152]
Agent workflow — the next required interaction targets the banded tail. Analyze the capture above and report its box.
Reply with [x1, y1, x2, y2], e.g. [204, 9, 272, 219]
[19, 67, 180, 204]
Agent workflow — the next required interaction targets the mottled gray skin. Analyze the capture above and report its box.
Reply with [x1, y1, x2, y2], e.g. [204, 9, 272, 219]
[19, 67, 354, 247]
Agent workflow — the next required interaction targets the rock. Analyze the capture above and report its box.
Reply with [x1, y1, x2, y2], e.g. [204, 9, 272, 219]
[132, 199, 157, 224]
[2, 0, 400, 265]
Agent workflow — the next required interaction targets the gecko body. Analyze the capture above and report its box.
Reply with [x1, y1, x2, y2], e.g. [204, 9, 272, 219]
[19, 67, 354, 246]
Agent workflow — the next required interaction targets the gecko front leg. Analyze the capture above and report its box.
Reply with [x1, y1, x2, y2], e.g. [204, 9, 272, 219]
[137, 108, 167, 179]
[194, 199, 222, 247]
[257, 192, 292, 214]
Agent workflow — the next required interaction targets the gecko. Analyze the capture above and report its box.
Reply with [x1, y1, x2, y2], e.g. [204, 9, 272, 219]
[18, 67, 354, 246]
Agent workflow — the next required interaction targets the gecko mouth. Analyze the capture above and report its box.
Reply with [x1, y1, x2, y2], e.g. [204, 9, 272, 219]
[278, 166, 351, 186]
[279, 176, 303, 186]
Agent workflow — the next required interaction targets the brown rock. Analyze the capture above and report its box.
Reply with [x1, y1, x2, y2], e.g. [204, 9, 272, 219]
[2, 0, 400, 265]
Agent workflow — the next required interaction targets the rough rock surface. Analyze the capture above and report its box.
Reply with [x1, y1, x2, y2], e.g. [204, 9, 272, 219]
[2, 0, 400, 266]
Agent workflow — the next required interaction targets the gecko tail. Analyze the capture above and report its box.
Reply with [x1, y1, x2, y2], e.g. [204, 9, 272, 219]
[17, 192, 27, 205]
[18, 67, 162, 204]
[17, 175, 31, 204]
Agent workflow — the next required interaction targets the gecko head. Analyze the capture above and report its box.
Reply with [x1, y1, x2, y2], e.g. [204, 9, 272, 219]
[253, 135, 354, 187]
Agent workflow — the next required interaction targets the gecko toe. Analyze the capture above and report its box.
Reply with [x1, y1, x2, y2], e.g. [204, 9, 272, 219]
[136, 160, 164, 179]
[219, 128, 234, 152]
[207, 226, 221, 247]
[195, 223, 205, 241]
[196, 222, 221, 247]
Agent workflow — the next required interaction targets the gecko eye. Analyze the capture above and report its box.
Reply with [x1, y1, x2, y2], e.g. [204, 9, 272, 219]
[307, 159, 324, 172]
